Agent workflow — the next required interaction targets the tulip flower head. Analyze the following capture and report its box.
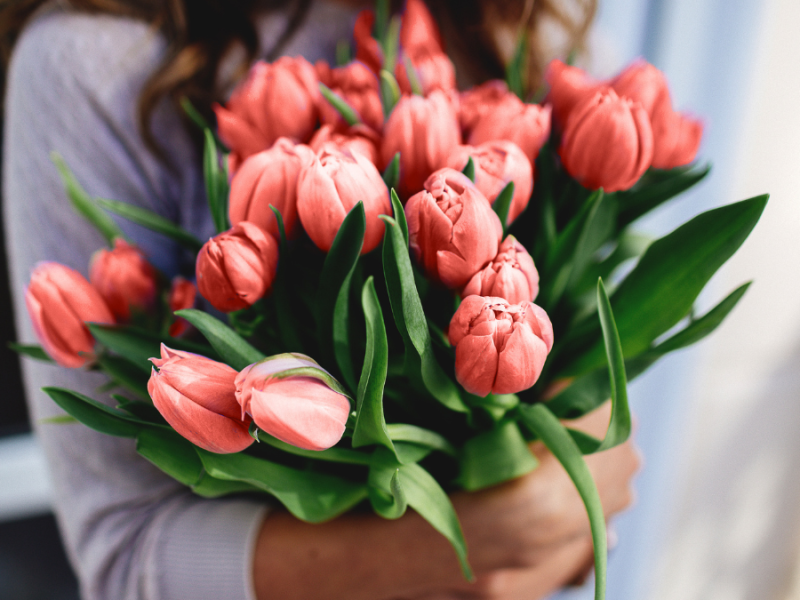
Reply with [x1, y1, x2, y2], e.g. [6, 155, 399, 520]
[468, 95, 552, 165]
[405, 168, 502, 289]
[445, 140, 533, 226]
[196, 222, 279, 313]
[309, 124, 381, 167]
[297, 148, 391, 254]
[315, 61, 384, 132]
[448, 296, 554, 397]
[168, 276, 197, 338]
[25, 262, 115, 368]
[89, 239, 157, 321]
[214, 57, 320, 170]
[228, 138, 315, 239]
[235, 353, 351, 451]
[461, 236, 539, 305]
[149, 345, 253, 454]
[560, 89, 653, 193]
[458, 79, 515, 137]
[545, 60, 604, 129]
[381, 91, 461, 199]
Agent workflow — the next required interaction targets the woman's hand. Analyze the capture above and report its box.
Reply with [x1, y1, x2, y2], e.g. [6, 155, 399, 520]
[253, 402, 640, 600]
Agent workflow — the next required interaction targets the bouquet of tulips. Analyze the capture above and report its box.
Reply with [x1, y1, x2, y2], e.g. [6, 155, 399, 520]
[17, 1, 767, 598]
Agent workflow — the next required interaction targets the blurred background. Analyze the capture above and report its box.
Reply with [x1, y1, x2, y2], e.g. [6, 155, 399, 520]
[1, 0, 798, 598]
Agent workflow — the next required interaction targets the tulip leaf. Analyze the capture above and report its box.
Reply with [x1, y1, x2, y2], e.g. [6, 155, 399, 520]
[561, 195, 768, 375]
[518, 403, 607, 600]
[333, 269, 358, 392]
[51, 152, 126, 246]
[381, 215, 469, 413]
[383, 15, 402, 74]
[354, 277, 394, 452]
[380, 69, 401, 116]
[374, 0, 389, 43]
[571, 230, 653, 300]
[42, 387, 151, 438]
[136, 427, 204, 486]
[462, 156, 476, 182]
[256, 431, 372, 465]
[403, 54, 424, 96]
[114, 396, 167, 424]
[179, 97, 227, 149]
[318, 202, 365, 385]
[335, 39, 351, 67]
[617, 164, 711, 229]
[174, 309, 265, 371]
[383, 153, 400, 190]
[192, 473, 260, 498]
[95, 354, 150, 400]
[197, 449, 369, 523]
[203, 128, 230, 234]
[94, 197, 203, 253]
[319, 83, 361, 127]
[268, 205, 307, 353]
[493, 181, 515, 232]
[594, 278, 631, 452]
[506, 30, 529, 100]
[385, 423, 457, 457]
[368, 448, 408, 519]
[8, 343, 54, 363]
[458, 421, 539, 490]
[391, 189, 408, 244]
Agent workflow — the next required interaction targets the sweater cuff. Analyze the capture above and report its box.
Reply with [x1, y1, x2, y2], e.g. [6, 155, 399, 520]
[149, 497, 269, 600]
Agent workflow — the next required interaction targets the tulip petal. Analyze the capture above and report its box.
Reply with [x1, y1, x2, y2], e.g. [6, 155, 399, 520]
[454, 333, 499, 397]
[493, 323, 548, 394]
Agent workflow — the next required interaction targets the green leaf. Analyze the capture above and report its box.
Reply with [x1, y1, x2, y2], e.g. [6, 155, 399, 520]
[505, 29, 529, 99]
[96, 354, 150, 400]
[403, 54, 423, 95]
[192, 473, 260, 498]
[380, 69, 401, 116]
[51, 152, 125, 245]
[374, 0, 390, 42]
[197, 449, 369, 523]
[563, 195, 768, 375]
[39, 415, 78, 425]
[462, 156, 475, 182]
[9, 343, 53, 363]
[385, 423, 457, 457]
[95, 197, 203, 253]
[459, 421, 539, 490]
[256, 431, 372, 465]
[319, 82, 361, 126]
[179, 97, 226, 148]
[518, 403, 607, 600]
[333, 269, 358, 392]
[595, 279, 631, 452]
[617, 164, 711, 229]
[269, 205, 306, 353]
[335, 39, 351, 67]
[174, 309, 264, 371]
[381, 215, 469, 413]
[390, 188, 408, 244]
[382, 15, 402, 73]
[42, 387, 149, 438]
[114, 396, 165, 424]
[136, 427, 204, 486]
[368, 449, 408, 519]
[383, 153, 400, 190]
[203, 128, 230, 234]
[492, 181, 515, 232]
[354, 277, 394, 451]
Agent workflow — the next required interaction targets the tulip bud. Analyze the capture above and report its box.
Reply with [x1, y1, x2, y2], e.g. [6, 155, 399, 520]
[196, 222, 279, 313]
[448, 296, 553, 396]
[235, 353, 351, 451]
[405, 168, 502, 289]
[381, 91, 460, 199]
[309, 124, 381, 167]
[545, 59, 603, 129]
[315, 61, 384, 132]
[353, 10, 384, 74]
[461, 236, 539, 304]
[297, 148, 391, 254]
[89, 239, 157, 321]
[445, 140, 533, 226]
[560, 89, 653, 192]
[25, 262, 115, 368]
[149, 344, 253, 454]
[459, 80, 514, 137]
[228, 139, 315, 239]
[213, 57, 320, 169]
[396, 50, 457, 96]
[168, 276, 197, 338]
[468, 95, 552, 165]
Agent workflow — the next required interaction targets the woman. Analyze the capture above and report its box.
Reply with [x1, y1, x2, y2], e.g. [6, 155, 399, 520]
[1, 1, 639, 598]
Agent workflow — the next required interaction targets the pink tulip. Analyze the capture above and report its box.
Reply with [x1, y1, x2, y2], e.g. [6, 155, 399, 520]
[461, 236, 539, 304]
[168, 276, 196, 338]
[309, 124, 381, 167]
[235, 353, 351, 451]
[545, 59, 604, 129]
[468, 95, 552, 165]
[353, 9, 383, 74]
[297, 148, 391, 254]
[560, 89, 653, 192]
[448, 296, 553, 396]
[315, 60, 384, 132]
[25, 262, 115, 368]
[396, 50, 457, 96]
[89, 239, 157, 321]
[459, 80, 515, 137]
[195, 222, 279, 313]
[228, 139, 315, 239]
[381, 91, 461, 199]
[149, 344, 253, 454]
[445, 140, 533, 226]
[405, 168, 502, 289]
[213, 57, 320, 170]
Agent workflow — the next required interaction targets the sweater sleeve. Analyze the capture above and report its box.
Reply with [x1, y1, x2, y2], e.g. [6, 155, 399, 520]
[3, 11, 268, 600]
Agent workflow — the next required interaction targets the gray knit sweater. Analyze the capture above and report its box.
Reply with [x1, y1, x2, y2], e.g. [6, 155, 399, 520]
[3, 4, 357, 599]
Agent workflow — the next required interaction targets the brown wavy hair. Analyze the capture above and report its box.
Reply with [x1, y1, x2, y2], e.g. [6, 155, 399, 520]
[0, 0, 595, 158]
